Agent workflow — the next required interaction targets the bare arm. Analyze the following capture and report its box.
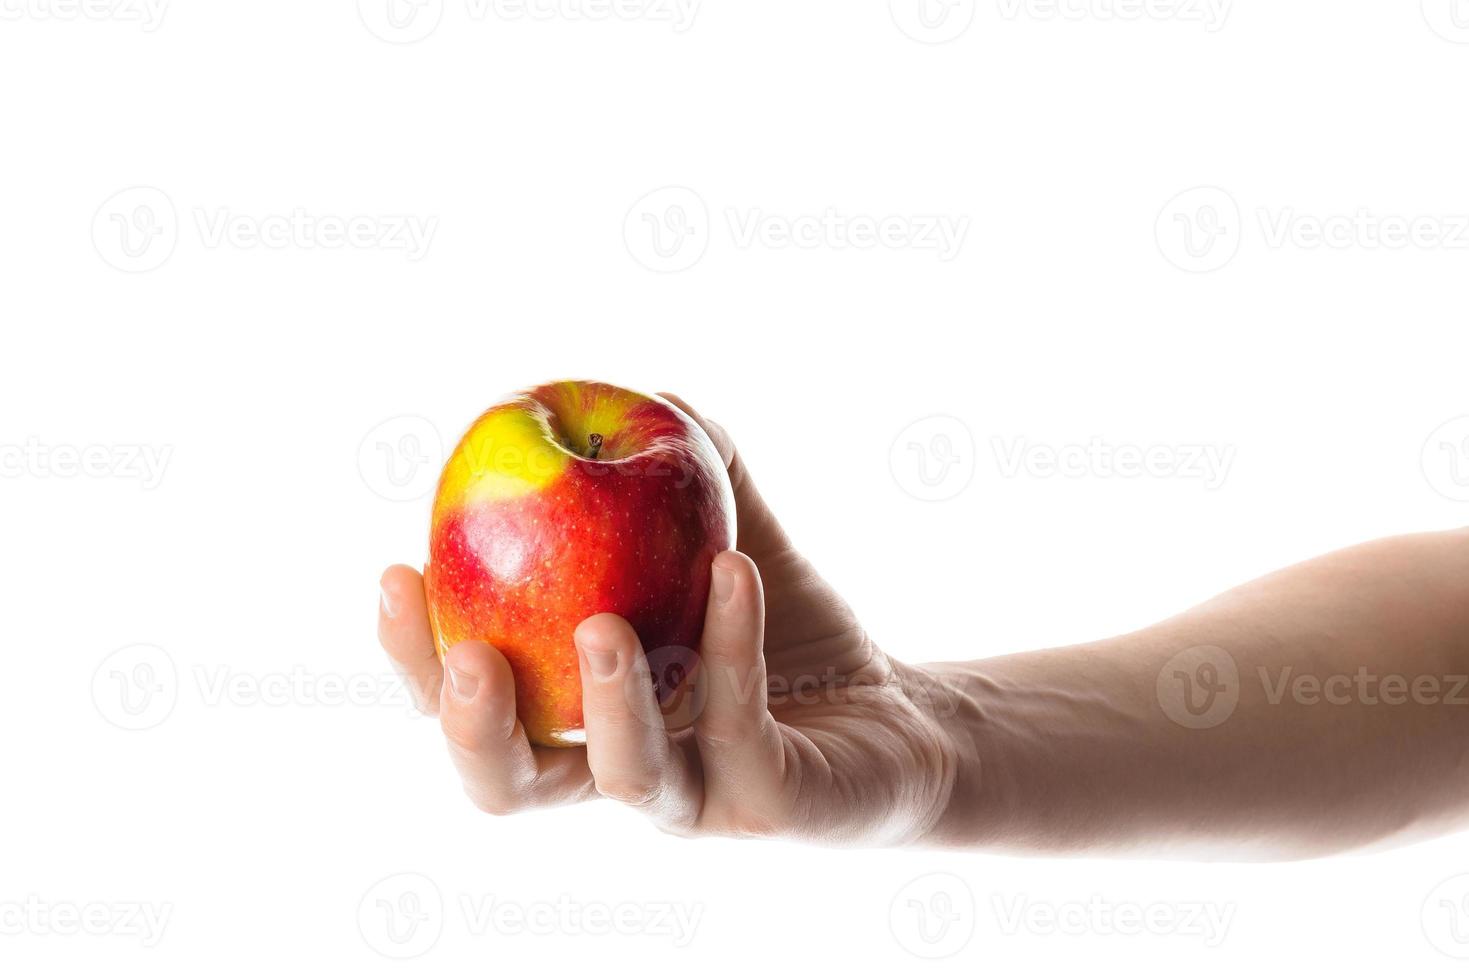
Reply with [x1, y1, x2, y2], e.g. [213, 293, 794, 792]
[922, 529, 1469, 859]
[380, 398, 1469, 857]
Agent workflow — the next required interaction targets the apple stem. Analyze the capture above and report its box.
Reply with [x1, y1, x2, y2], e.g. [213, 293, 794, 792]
[586, 433, 604, 460]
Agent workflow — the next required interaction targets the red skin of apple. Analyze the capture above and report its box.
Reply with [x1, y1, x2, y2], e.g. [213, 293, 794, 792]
[425, 382, 736, 747]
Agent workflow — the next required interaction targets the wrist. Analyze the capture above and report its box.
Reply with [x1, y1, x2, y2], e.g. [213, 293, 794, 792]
[893, 660, 991, 848]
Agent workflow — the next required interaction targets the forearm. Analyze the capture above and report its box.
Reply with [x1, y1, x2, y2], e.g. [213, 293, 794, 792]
[918, 529, 1469, 858]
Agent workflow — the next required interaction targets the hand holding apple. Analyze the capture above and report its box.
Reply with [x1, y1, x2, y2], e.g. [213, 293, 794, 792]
[378, 392, 959, 845]
[424, 381, 736, 747]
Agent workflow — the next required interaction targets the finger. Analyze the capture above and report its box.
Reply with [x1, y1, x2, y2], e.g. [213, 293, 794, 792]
[658, 392, 793, 564]
[661, 392, 862, 672]
[694, 552, 787, 798]
[440, 640, 560, 815]
[378, 564, 442, 716]
[575, 614, 701, 829]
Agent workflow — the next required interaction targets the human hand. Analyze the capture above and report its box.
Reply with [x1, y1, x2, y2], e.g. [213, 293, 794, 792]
[377, 395, 960, 845]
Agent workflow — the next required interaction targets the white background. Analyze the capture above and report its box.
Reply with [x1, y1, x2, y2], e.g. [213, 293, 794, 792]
[4, 0, 1469, 975]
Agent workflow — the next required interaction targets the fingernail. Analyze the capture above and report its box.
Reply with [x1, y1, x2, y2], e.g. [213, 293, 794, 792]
[581, 641, 621, 681]
[448, 667, 480, 701]
[379, 584, 398, 619]
[712, 563, 736, 605]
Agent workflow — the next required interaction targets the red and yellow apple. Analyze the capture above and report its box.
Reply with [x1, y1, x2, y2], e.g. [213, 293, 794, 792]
[424, 381, 736, 747]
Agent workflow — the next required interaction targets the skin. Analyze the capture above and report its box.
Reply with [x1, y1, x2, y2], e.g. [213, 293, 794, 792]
[426, 382, 734, 746]
[379, 394, 1469, 858]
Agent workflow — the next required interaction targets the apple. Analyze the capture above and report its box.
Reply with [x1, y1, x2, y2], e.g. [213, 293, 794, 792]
[424, 381, 737, 747]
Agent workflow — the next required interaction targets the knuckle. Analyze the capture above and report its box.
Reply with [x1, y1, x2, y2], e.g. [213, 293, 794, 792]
[594, 775, 664, 808]
[694, 717, 751, 748]
[441, 713, 491, 754]
[697, 801, 783, 840]
[468, 791, 518, 817]
[656, 820, 703, 840]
